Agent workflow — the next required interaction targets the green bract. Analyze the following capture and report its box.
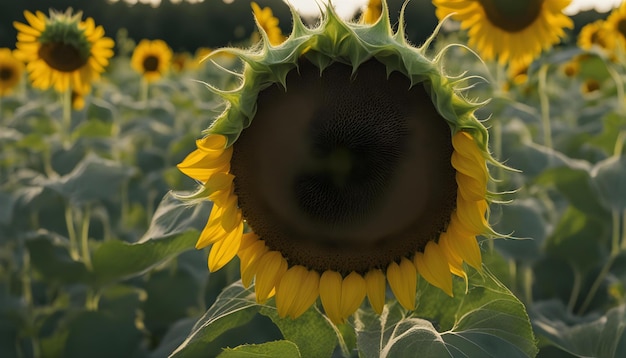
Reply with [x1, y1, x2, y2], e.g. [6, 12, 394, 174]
[201, 1, 490, 156]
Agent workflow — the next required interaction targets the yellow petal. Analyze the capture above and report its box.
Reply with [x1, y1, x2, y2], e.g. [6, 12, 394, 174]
[195, 206, 227, 249]
[447, 216, 483, 271]
[456, 172, 486, 202]
[438, 232, 468, 283]
[386, 258, 417, 311]
[208, 221, 243, 272]
[254, 251, 287, 303]
[414, 242, 454, 297]
[276, 265, 320, 319]
[365, 269, 386, 314]
[319, 271, 343, 324]
[456, 197, 489, 235]
[239, 238, 269, 288]
[339, 272, 366, 321]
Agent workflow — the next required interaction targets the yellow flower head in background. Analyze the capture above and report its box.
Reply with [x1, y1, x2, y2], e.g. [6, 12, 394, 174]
[130, 39, 173, 83]
[251, 2, 286, 46]
[605, 1, 626, 52]
[578, 19, 615, 52]
[178, 0, 501, 325]
[0, 48, 24, 97]
[360, 0, 383, 24]
[13, 9, 114, 93]
[433, 0, 573, 68]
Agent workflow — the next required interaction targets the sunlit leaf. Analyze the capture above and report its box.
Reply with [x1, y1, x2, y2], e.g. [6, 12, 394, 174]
[260, 305, 337, 358]
[43, 153, 136, 206]
[532, 300, 626, 358]
[217, 340, 301, 358]
[355, 269, 537, 358]
[170, 282, 261, 357]
[91, 192, 211, 284]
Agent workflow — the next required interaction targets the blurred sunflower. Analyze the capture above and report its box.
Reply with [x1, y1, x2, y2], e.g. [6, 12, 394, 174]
[578, 19, 615, 52]
[360, 0, 382, 24]
[179, 1, 500, 324]
[0, 48, 24, 96]
[13, 9, 114, 93]
[433, 0, 573, 68]
[605, 2, 626, 52]
[251, 2, 286, 46]
[130, 39, 172, 82]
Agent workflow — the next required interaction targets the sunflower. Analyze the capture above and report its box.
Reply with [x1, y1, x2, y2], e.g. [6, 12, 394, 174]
[13, 9, 114, 94]
[251, 2, 286, 46]
[0, 48, 24, 96]
[578, 19, 615, 52]
[178, 1, 499, 324]
[605, 2, 626, 53]
[130, 39, 173, 83]
[360, 0, 383, 24]
[432, 0, 573, 68]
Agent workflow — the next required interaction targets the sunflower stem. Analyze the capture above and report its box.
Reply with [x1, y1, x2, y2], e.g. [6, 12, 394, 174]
[20, 244, 41, 358]
[61, 88, 72, 147]
[85, 288, 100, 311]
[140, 77, 149, 103]
[614, 130, 626, 157]
[577, 209, 622, 314]
[521, 264, 533, 305]
[80, 205, 92, 270]
[567, 266, 582, 313]
[605, 61, 624, 114]
[65, 204, 80, 261]
[538, 63, 552, 149]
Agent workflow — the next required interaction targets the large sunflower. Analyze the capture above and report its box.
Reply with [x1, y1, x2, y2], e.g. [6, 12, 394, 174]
[178, 1, 499, 324]
[0, 48, 24, 96]
[13, 9, 114, 93]
[433, 0, 573, 68]
[605, 2, 626, 53]
[130, 39, 173, 83]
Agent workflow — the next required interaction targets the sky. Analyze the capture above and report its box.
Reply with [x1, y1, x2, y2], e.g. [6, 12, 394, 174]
[108, 0, 625, 15]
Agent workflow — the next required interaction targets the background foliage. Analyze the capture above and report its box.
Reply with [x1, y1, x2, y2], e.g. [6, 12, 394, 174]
[2, 1, 626, 357]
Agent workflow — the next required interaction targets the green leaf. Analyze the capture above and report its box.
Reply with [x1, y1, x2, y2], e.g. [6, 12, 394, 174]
[63, 310, 143, 358]
[492, 198, 547, 263]
[217, 340, 301, 358]
[355, 269, 537, 358]
[531, 300, 626, 358]
[592, 155, 626, 212]
[0, 191, 15, 226]
[25, 231, 90, 284]
[70, 119, 113, 140]
[259, 305, 337, 358]
[43, 153, 136, 206]
[535, 166, 609, 219]
[170, 282, 261, 357]
[544, 207, 607, 272]
[91, 192, 211, 284]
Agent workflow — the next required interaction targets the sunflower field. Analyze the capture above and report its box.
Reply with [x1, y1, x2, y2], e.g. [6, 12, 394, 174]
[1, 0, 626, 357]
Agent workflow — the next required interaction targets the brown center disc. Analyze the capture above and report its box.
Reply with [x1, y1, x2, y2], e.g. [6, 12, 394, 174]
[230, 58, 457, 274]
